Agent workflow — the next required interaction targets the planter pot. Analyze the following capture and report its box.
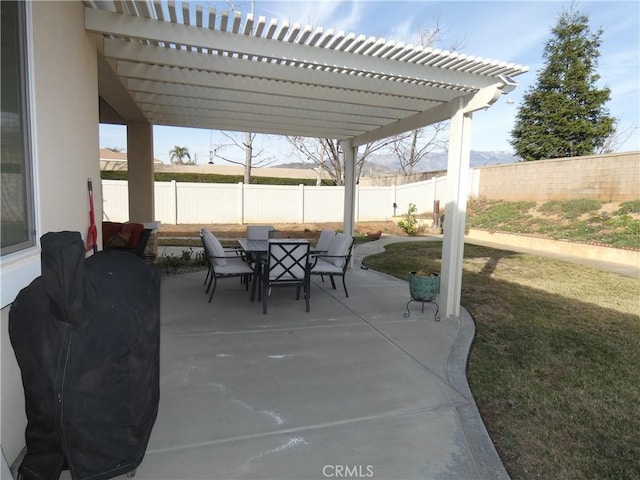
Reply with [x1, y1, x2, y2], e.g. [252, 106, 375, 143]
[408, 271, 439, 301]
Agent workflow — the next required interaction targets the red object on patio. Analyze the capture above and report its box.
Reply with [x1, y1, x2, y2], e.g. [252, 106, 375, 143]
[86, 178, 98, 254]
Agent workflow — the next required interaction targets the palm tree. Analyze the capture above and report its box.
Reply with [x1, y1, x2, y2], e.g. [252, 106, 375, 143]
[169, 146, 192, 165]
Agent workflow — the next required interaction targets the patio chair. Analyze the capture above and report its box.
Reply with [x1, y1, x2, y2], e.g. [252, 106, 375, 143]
[200, 229, 254, 302]
[199, 229, 243, 289]
[314, 229, 336, 253]
[246, 225, 274, 240]
[310, 233, 355, 297]
[260, 239, 311, 314]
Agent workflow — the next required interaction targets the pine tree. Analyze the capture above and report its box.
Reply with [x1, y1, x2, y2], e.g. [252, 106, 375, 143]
[510, 6, 615, 161]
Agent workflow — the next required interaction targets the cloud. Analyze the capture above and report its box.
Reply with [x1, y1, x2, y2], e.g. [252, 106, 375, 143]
[259, 0, 361, 33]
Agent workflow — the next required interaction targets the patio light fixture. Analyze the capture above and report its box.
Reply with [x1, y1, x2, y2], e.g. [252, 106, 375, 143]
[498, 74, 518, 94]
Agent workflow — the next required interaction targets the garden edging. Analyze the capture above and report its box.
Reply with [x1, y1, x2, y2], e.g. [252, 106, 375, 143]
[465, 228, 639, 268]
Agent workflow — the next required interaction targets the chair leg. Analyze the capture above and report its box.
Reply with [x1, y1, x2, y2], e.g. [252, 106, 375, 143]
[262, 281, 268, 314]
[305, 280, 310, 312]
[342, 275, 349, 298]
[204, 268, 210, 287]
[208, 276, 218, 303]
[329, 275, 337, 290]
[206, 270, 214, 293]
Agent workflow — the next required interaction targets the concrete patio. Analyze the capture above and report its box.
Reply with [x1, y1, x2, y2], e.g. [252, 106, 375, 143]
[121, 239, 506, 479]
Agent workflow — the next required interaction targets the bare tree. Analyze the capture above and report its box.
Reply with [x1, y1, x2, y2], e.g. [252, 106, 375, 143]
[387, 19, 461, 174]
[394, 123, 448, 175]
[213, 132, 275, 183]
[212, 0, 259, 183]
[597, 121, 639, 154]
[287, 137, 394, 185]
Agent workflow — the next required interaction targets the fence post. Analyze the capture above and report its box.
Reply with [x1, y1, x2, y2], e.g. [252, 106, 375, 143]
[238, 182, 244, 224]
[391, 183, 397, 218]
[170, 180, 178, 225]
[299, 184, 305, 223]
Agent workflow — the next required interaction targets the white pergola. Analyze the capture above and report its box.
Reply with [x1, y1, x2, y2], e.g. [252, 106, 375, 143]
[85, 0, 528, 318]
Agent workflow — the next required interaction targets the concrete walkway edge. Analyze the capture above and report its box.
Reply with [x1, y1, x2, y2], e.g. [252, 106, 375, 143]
[354, 236, 510, 480]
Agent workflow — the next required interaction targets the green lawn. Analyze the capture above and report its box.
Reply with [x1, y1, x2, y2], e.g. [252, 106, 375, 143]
[363, 241, 640, 479]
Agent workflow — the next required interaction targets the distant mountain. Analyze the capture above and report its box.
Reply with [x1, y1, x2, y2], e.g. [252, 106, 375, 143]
[275, 162, 315, 170]
[365, 150, 520, 174]
[274, 151, 520, 175]
[275, 161, 395, 174]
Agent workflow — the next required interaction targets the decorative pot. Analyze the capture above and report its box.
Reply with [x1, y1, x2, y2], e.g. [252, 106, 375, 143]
[408, 271, 440, 301]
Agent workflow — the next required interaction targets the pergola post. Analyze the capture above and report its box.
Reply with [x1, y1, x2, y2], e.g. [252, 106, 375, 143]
[440, 98, 473, 319]
[342, 139, 357, 237]
[126, 121, 155, 223]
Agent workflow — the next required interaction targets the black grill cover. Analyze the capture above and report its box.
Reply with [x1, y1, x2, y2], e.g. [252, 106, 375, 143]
[9, 231, 160, 480]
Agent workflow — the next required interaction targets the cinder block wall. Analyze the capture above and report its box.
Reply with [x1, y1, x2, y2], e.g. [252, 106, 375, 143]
[476, 151, 639, 202]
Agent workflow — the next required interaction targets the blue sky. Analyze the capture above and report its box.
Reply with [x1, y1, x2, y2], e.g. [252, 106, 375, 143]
[99, 0, 640, 164]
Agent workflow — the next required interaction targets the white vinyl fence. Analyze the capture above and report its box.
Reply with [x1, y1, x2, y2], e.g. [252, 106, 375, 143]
[102, 172, 479, 224]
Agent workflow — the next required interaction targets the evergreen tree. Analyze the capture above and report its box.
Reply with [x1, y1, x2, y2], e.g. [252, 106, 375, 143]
[510, 6, 615, 161]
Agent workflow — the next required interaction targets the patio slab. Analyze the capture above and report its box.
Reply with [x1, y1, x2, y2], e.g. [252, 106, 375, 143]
[62, 238, 504, 479]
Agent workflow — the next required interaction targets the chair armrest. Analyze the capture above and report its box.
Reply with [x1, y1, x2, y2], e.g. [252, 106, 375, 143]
[207, 253, 251, 262]
[310, 253, 352, 269]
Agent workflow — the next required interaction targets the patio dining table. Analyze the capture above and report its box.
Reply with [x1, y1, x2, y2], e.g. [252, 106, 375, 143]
[237, 238, 267, 301]
[237, 238, 317, 301]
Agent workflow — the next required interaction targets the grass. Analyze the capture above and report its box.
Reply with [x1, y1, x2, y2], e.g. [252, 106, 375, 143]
[467, 199, 640, 249]
[363, 241, 640, 480]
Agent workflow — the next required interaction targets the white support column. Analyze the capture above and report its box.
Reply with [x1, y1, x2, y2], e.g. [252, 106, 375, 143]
[440, 99, 473, 319]
[341, 139, 357, 237]
[126, 122, 155, 223]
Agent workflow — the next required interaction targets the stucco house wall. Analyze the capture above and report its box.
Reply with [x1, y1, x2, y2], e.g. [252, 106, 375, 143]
[1, 1, 101, 465]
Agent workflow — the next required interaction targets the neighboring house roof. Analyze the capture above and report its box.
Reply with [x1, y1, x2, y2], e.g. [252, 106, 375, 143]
[100, 148, 164, 170]
[99, 149, 320, 179]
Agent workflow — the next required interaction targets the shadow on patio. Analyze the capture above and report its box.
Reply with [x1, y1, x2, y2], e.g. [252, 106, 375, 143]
[127, 240, 506, 479]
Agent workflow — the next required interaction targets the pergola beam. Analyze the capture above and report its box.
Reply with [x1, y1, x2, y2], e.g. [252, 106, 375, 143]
[126, 79, 413, 120]
[144, 106, 369, 134]
[132, 92, 392, 127]
[351, 84, 503, 147]
[103, 38, 466, 103]
[86, 8, 502, 90]
[115, 60, 434, 112]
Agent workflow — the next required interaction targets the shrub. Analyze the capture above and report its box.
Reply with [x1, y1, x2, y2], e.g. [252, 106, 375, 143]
[616, 200, 640, 215]
[397, 203, 419, 235]
[156, 248, 207, 274]
[539, 199, 603, 219]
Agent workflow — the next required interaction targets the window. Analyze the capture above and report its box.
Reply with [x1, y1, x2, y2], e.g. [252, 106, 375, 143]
[1, 1, 35, 256]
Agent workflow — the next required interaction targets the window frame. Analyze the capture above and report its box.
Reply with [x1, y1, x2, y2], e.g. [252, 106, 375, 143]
[1, 0, 36, 256]
[1, 1, 40, 309]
